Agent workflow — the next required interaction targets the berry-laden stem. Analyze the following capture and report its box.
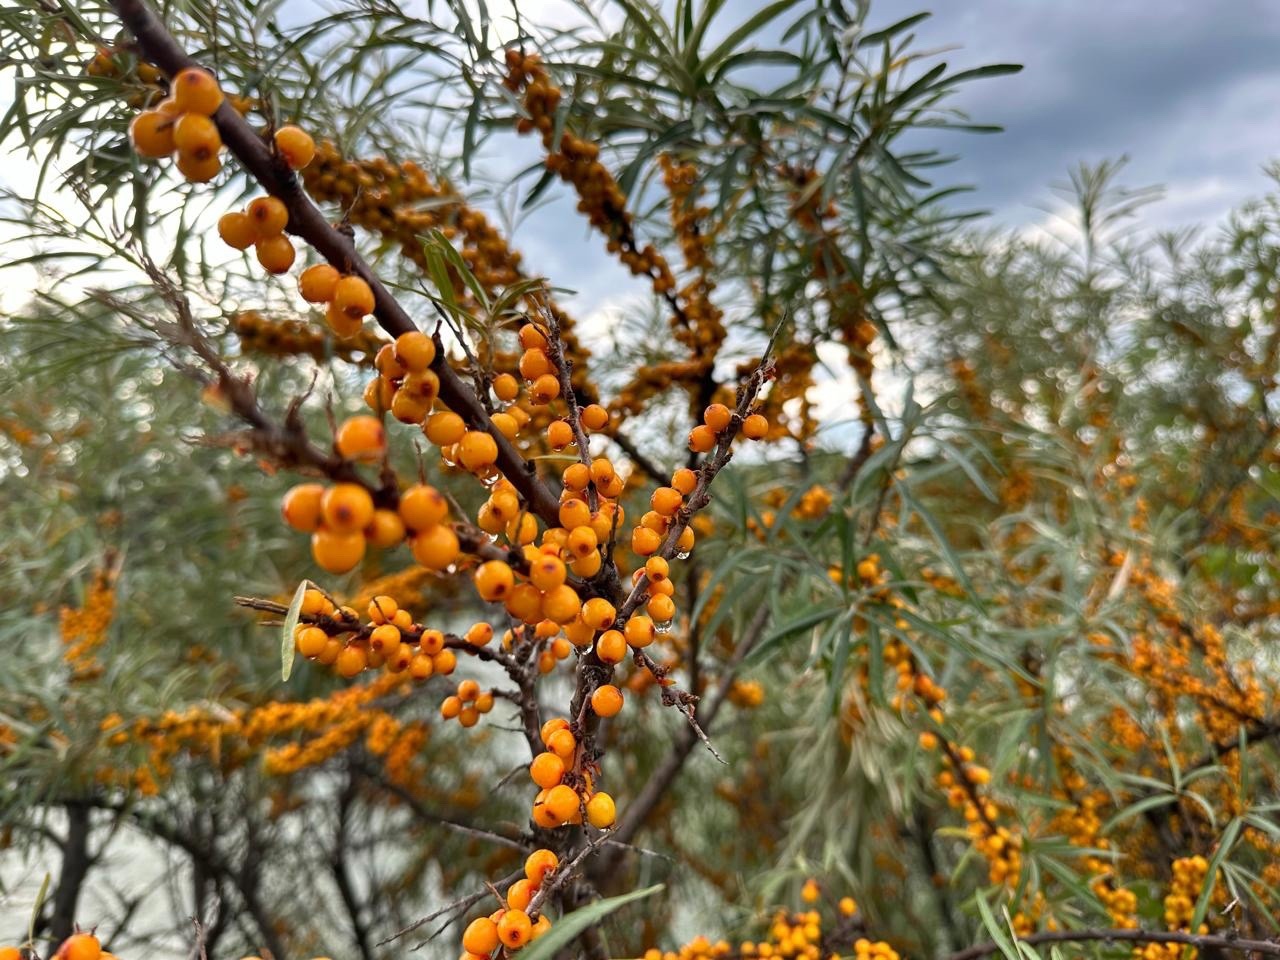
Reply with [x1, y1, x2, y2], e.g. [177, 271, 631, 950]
[948, 928, 1280, 960]
[109, 0, 564, 530]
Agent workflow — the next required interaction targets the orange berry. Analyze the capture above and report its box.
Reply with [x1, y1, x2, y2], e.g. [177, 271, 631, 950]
[394, 331, 436, 372]
[631, 526, 662, 556]
[650, 486, 682, 517]
[367, 595, 398, 623]
[650, 576, 675, 597]
[441, 695, 462, 719]
[543, 784, 580, 824]
[411, 524, 460, 570]
[505, 583, 543, 623]
[498, 910, 533, 949]
[171, 67, 223, 115]
[677, 525, 695, 554]
[567, 525, 598, 559]
[688, 424, 717, 453]
[311, 528, 366, 573]
[57, 934, 101, 960]
[507, 878, 535, 911]
[742, 413, 769, 440]
[530, 373, 560, 404]
[335, 414, 386, 462]
[172, 112, 221, 157]
[0, 948, 21, 960]
[390, 388, 430, 425]
[672, 468, 697, 495]
[475, 560, 515, 601]
[540, 717, 570, 745]
[645, 556, 670, 582]
[434, 648, 458, 675]
[296, 625, 327, 658]
[589, 458, 615, 485]
[703, 403, 732, 432]
[546, 420, 574, 449]
[580, 404, 609, 431]
[326, 300, 363, 339]
[333, 275, 375, 320]
[298, 263, 340, 303]
[624, 615, 655, 648]
[175, 149, 221, 182]
[491, 411, 520, 440]
[531, 791, 560, 828]
[519, 323, 549, 351]
[590, 684, 624, 717]
[546, 728, 576, 760]
[255, 234, 296, 274]
[457, 678, 480, 701]
[217, 211, 258, 250]
[366, 508, 406, 548]
[274, 124, 316, 169]
[518, 348, 552, 380]
[525, 848, 559, 885]
[319, 638, 342, 665]
[489, 373, 518, 401]
[528, 554, 567, 591]
[399, 484, 449, 530]
[475, 691, 495, 713]
[530, 751, 565, 789]
[581, 597, 616, 631]
[559, 498, 591, 530]
[563, 462, 590, 491]
[369, 623, 400, 653]
[281, 482, 325, 531]
[459, 430, 499, 471]
[542, 584, 581, 624]
[571, 550, 603, 577]
[129, 109, 175, 157]
[462, 917, 499, 955]
[321, 483, 375, 533]
[586, 791, 616, 828]
[335, 643, 368, 677]
[596, 629, 626, 663]
[424, 411, 466, 446]
[248, 196, 289, 235]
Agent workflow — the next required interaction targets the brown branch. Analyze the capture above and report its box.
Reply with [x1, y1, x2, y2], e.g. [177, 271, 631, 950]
[948, 928, 1280, 960]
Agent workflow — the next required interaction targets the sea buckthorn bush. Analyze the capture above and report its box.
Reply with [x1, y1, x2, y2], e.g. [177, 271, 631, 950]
[4, 2, 1280, 960]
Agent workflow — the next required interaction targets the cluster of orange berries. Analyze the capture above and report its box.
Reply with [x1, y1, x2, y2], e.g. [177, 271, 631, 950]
[231, 310, 383, 363]
[128, 67, 225, 181]
[1, 934, 108, 960]
[367, 330, 450, 426]
[460, 849, 560, 955]
[1136, 857, 1211, 960]
[439, 673, 497, 727]
[527, 716, 616, 829]
[688, 402, 767, 453]
[647, 891, 862, 960]
[218, 195, 296, 273]
[292, 590, 459, 680]
[299, 264, 377, 340]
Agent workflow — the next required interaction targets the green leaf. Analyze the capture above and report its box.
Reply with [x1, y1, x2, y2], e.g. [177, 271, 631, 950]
[518, 884, 664, 960]
[28, 871, 50, 946]
[281, 579, 309, 682]
[1187, 818, 1241, 947]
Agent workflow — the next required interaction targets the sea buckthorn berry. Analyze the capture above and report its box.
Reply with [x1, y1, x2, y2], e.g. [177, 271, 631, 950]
[420, 629, 446, 655]
[441, 695, 462, 719]
[321, 483, 375, 533]
[475, 691, 494, 713]
[326, 300, 363, 339]
[374, 344, 404, 380]
[490, 411, 520, 440]
[529, 554, 567, 591]
[591, 684, 623, 717]
[298, 263, 340, 303]
[390, 389, 430, 424]
[586, 791, 616, 828]
[457, 679, 480, 701]
[399, 484, 448, 530]
[651, 486, 682, 516]
[571, 551, 602, 577]
[424, 411, 466, 446]
[171, 67, 223, 115]
[688, 424, 717, 453]
[580, 404, 609, 431]
[463, 917, 499, 956]
[411, 524, 460, 570]
[631, 526, 662, 556]
[530, 373, 560, 404]
[217, 211, 257, 250]
[475, 560, 515, 601]
[364, 375, 393, 413]
[368, 595, 398, 623]
[507, 878, 535, 911]
[336, 643, 368, 678]
[530, 751, 565, 789]
[57, 934, 102, 960]
[129, 109, 175, 157]
[518, 348, 552, 380]
[466, 622, 495, 646]
[542, 584, 581, 624]
[597, 629, 626, 663]
[650, 576, 675, 597]
[490, 489, 520, 522]
[677, 526, 695, 554]
[486, 372, 517, 402]
[366, 508, 406, 548]
[742, 413, 769, 440]
[567, 525, 598, 558]
[645, 556, 669, 582]
[296, 626, 327, 658]
[0, 947, 21, 960]
[392, 609, 414, 629]
[840, 896, 857, 916]
[589, 458, 615, 485]
[319, 638, 342, 665]
[311, 528, 366, 573]
[255, 234, 296, 274]
[498, 909, 533, 949]
[282, 482, 325, 531]
[434, 649, 458, 674]
[394, 331, 436, 372]
[506, 583, 543, 623]
[559, 498, 591, 530]
[672, 468, 697, 495]
[336, 414, 386, 462]
[598, 473, 626, 498]
[459, 430, 499, 470]
[300, 588, 330, 617]
[175, 149, 221, 182]
[172, 112, 221, 156]
[624, 615, 655, 648]
[582, 597, 616, 630]
[703, 403, 732, 432]
[546, 728, 576, 760]
[247, 196, 288, 236]
[531, 791, 559, 828]
[369, 624, 400, 653]
[546, 420, 574, 449]
[518, 322, 549, 351]
[274, 124, 316, 169]
[562, 462, 590, 491]
[333, 275, 375, 320]
[543, 784, 580, 824]
[525, 848, 558, 885]
[647, 593, 675, 622]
